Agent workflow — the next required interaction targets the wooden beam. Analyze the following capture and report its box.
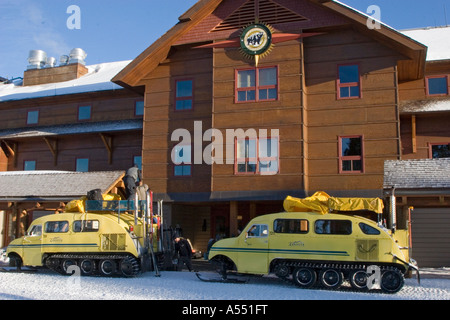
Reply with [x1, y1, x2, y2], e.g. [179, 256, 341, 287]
[99, 133, 113, 165]
[0, 140, 17, 168]
[43, 137, 58, 166]
[411, 115, 417, 153]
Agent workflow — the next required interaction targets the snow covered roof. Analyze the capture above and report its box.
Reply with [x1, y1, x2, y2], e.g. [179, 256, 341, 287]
[0, 60, 131, 102]
[0, 170, 125, 201]
[400, 98, 450, 114]
[384, 158, 450, 190]
[402, 26, 450, 61]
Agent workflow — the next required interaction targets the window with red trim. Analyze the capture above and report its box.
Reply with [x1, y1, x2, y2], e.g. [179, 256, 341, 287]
[337, 64, 361, 99]
[426, 75, 449, 96]
[175, 80, 193, 110]
[339, 136, 363, 173]
[173, 144, 192, 176]
[235, 137, 279, 175]
[236, 67, 278, 103]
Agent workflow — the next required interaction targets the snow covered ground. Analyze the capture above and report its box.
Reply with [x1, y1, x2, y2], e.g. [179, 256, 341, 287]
[0, 268, 449, 301]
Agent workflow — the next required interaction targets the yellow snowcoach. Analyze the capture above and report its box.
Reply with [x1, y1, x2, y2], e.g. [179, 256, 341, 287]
[6, 191, 164, 277]
[206, 192, 419, 293]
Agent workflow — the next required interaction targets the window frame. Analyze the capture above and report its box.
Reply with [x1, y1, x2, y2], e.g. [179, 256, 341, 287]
[77, 105, 92, 121]
[73, 220, 100, 233]
[173, 144, 192, 177]
[24, 160, 37, 171]
[76, 157, 89, 172]
[174, 78, 194, 111]
[274, 219, 309, 234]
[426, 75, 449, 96]
[314, 219, 352, 235]
[337, 64, 361, 100]
[26, 109, 40, 125]
[428, 142, 450, 159]
[338, 135, 364, 174]
[235, 66, 278, 103]
[234, 136, 280, 175]
[246, 224, 269, 238]
[45, 221, 70, 234]
[135, 100, 144, 117]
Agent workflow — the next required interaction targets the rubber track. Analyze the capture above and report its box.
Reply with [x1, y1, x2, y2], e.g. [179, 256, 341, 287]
[273, 260, 404, 290]
[45, 253, 140, 277]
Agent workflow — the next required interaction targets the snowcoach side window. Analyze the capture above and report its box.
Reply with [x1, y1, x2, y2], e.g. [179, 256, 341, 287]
[73, 220, 100, 233]
[45, 221, 69, 233]
[274, 219, 308, 234]
[247, 224, 269, 238]
[359, 223, 380, 235]
[315, 220, 352, 235]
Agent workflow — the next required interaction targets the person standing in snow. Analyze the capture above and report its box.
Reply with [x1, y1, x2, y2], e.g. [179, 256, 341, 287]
[174, 237, 193, 272]
[123, 165, 142, 200]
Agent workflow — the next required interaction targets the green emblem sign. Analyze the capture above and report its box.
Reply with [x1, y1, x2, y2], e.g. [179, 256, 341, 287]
[240, 23, 273, 56]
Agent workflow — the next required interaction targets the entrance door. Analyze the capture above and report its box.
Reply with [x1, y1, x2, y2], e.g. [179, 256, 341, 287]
[21, 224, 43, 266]
[237, 223, 269, 274]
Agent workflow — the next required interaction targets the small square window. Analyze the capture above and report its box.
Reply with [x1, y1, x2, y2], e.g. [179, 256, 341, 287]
[27, 110, 39, 125]
[24, 160, 36, 171]
[76, 158, 89, 172]
[78, 105, 91, 121]
[426, 76, 448, 96]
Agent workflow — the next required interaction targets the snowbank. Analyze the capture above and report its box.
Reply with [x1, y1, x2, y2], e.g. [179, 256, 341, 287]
[0, 270, 449, 301]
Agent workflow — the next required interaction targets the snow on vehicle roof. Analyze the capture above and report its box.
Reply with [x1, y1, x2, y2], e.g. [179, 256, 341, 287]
[0, 60, 131, 102]
[401, 26, 450, 61]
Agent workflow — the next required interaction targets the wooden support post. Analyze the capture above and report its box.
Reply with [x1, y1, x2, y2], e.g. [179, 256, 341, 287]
[411, 115, 417, 153]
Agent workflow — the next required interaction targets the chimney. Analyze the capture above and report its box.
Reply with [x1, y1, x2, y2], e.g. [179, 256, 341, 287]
[23, 48, 88, 86]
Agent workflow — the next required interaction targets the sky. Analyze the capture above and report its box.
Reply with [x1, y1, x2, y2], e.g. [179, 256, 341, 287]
[0, 0, 449, 79]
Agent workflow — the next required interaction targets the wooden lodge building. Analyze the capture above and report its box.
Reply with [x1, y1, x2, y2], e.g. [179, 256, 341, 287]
[0, 57, 144, 247]
[1, 0, 450, 266]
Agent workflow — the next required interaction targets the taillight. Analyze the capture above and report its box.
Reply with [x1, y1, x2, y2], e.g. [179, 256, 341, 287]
[129, 225, 134, 232]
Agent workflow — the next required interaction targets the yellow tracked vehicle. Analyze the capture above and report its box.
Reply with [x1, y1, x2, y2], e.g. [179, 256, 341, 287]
[6, 191, 164, 277]
[207, 192, 419, 293]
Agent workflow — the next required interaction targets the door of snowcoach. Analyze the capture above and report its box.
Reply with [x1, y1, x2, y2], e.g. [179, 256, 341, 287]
[237, 223, 269, 274]
[22, 224, 43, 266]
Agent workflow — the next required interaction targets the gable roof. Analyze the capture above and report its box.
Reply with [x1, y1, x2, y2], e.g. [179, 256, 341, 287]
[0, 170, 125, 201]
[112, 0, 427, 87]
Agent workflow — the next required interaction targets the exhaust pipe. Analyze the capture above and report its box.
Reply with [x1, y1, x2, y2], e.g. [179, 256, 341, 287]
[390, 187, 396, 233]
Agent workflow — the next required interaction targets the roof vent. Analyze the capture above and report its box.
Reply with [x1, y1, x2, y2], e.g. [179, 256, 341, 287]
[27, 50, 47, 70]
[68, 48, 87, 65]
[59, 55, 69, 66]
[44, 57, 57, 68]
